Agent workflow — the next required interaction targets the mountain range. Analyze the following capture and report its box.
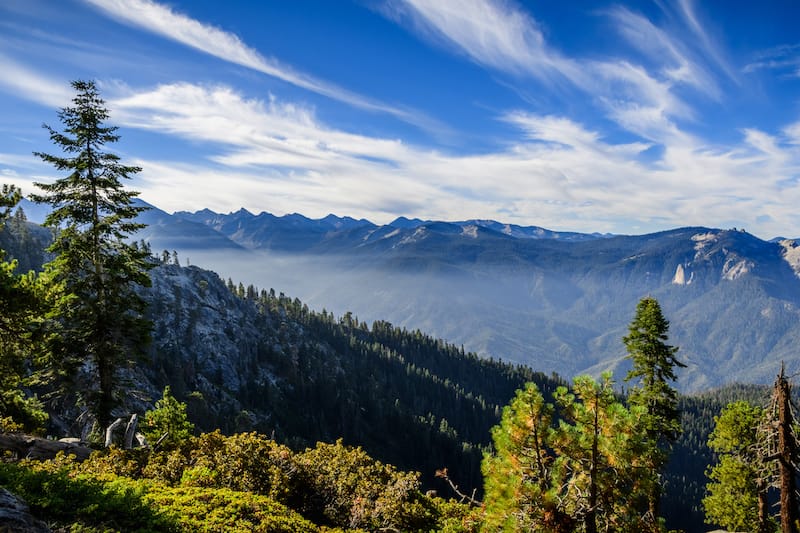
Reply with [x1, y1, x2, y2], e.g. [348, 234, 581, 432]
[16, 198, 800, 391]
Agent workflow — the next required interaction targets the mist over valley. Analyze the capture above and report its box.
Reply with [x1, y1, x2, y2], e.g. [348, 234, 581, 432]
[110, 199, 800, 393]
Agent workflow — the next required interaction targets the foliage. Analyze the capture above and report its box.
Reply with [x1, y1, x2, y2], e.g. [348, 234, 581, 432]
[481, 382, 562, 532]
[481, 375, 654, 532]
[181, 431, 299, 504]
[623, 296, 684, 519]
[31, 80, 152, 427]
[0, 460, 176, 532]
[624, 297, 684, 441]
[0, 183, 48, 432]
[703, 400, 776, 532]
[0, 429, 470, 532]
[0, 458, 327, 533]
[144, 486, 321, 533]
[143, 386, 195, 449]
[296, 439, 438, 531]
[555, 374, 656, 532]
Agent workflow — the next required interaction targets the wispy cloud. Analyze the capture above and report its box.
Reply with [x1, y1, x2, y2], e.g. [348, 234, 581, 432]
[81, 0, 442, 131]
[744, 43, 800, 78]
[674, 0, 738, 83]
[385, 0, 726, 146]
[607, 6, 720, 98]
[103, 82, 800, 237]
[385, 0, 578, 83]
[0, 53, 73, 108]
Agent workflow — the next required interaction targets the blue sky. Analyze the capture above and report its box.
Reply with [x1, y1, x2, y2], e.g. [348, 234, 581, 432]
[1, 0, 799, 237]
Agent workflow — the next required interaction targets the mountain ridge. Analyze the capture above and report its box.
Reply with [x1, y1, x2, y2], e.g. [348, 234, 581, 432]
[13, 198, 800, 391]
[139, 206, 800, 392]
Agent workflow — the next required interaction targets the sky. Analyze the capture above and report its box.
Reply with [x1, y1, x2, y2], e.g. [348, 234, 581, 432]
[1, 0, 799, 238]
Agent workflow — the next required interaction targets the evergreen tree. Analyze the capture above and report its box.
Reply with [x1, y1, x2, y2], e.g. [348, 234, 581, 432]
[482, 375, 652, 532]
[623, 296, 684, 520]
[555, 373, 654, 532]
[143, 386, 195, 449]
[703, 401, 775, 533]
[481, 382, 574, 532]
[0, 184, 47, 431]
[31, 80, 152, 428]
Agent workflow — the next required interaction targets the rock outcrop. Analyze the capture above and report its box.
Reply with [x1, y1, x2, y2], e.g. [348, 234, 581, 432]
[0, 488, 50, 532]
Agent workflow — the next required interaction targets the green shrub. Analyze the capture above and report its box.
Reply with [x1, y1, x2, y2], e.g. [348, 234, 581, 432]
[144, 485, 320, 533]
[0, 431, 473, 532]
[77, 446, 149, 479]
[296, 439, 438, 531]
[0, 461, 176, 532]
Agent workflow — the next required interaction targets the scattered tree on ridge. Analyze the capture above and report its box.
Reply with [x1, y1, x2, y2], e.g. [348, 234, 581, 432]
[31, 80, 152, 428]
[623, 296, 685, 521]
[703, 365, 800, 533]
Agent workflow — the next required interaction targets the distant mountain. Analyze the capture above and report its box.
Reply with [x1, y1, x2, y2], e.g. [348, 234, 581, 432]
[173, 208, 376, 251]
[454, 219, 613, 241]
[14, 201, 796, 392]
[137, 207, 800, 393]
[133, 200, 245, 252]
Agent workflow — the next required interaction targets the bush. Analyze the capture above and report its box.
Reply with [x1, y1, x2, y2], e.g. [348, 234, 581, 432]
[144, 485, 320, 533]
[0, 431, 474, 532]
[296, 439, 438, 531]
[0, 461, 176, 532]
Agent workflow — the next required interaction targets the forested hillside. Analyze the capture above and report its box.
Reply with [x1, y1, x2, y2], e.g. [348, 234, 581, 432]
[143, 260, 563, 496]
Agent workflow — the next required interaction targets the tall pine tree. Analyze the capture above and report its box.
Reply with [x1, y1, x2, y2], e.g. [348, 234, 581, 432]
[32, 80, 152, 428]
[623, 296, 684, 523]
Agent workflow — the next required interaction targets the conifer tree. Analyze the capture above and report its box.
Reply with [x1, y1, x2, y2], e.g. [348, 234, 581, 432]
[143, 385, 195, 449]
[482, 375, 652, 532]
[703, 401, 774, 533]
[481, 382, 574, 532]
[623, 296, 684, 520]
[31, 80, 152, 428]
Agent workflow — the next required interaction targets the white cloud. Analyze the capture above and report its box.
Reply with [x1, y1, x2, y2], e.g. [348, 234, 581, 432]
[105, 81, 800, 238]
[82, 0, 441, 131]
[386, 0, 718, 145]
[607, 6, 720, 98]
[0, 54, 72, 108]
[389, 0, 570, 80]
[744, 43, 800, 77]
[674, 0, 738, 83]
[785, 122, 800, 145]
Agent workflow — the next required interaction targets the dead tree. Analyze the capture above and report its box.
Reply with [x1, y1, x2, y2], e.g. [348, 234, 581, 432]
[760, 363, 800, 533]
[775, 364, 799, 533]
[0, 433, 92, 461]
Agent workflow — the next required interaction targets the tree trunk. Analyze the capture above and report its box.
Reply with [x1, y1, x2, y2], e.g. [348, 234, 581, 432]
[123, 414, 138, 449]
[586, 392, 599, 533]
[776, 364, 799, 533]
[757, 478, 771, 533]
[104, 417, 125, 447]
[0, 433, 93, 461]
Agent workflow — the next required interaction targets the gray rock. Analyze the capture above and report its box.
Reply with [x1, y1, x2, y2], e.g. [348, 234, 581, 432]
[0, 488, 50, 532]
